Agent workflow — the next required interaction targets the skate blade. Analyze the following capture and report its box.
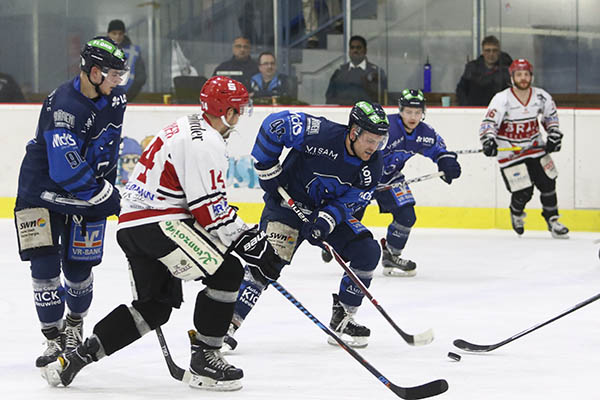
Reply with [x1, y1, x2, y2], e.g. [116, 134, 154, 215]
[40, 363, 63, 387]
[189, 374, 242, 391]
[327, 334, 368, 348]
[551, 232, 569, 239]
[382, 267, 416, 277]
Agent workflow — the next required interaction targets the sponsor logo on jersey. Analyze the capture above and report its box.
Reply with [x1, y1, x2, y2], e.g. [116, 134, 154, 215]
[289, 111, 303, 136]
[53, 109, 75, 129]
[209, 197, 229, 220]
[124, 182, 156, 201]
[360, 165, 372, 186]
[306, 117, 321, 135]
[19, 218, 46, 230]
[163, 121, 180, 138]
[416, 136, 435, 145]
[305, 145, 338, 160]
[51, 132, 77, 148]
[188, 115, 205, 140]
[388, 137, 404, 149]
[70, 221, 105, 260]
[34, 288, 62, 306]
[112, 94, 127, 108]
[359, 191, 372, 202]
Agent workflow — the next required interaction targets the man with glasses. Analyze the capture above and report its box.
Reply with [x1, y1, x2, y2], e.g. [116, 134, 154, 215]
[213, 36, 259, 89]
[14, 37, 128, 370]
[225, 101, 389, 350]
[456, 35, 513, 106]
[249, 51, 293, 99]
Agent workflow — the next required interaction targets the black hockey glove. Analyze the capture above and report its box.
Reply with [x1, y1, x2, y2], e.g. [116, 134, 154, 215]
[482, 135, 498, 157]
[546, 128, 563, 153]
[88, 180, 121, 218]
[301, 210, 335, 247]
[232, 227, 283, 281]
[255, 161, 283, 200]
[436, 152, 461, 185]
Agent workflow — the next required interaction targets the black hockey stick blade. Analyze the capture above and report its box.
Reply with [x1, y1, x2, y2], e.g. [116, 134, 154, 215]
[454, 292, 600, 353]
[156, 326, 192, 383]
[271, 281, 448, 399]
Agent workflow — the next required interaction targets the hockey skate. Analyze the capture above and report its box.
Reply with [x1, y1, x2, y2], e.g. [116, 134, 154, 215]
[188, 330, 243, 391]
[221, 323, 238, 353]
[42, 336, 100, 387]
[36, 326, 65, 368]
[64, 314, 83, 352]
[327, 294, 370, 348]
[380, 238, 416, 277]
[321, 248, 333, 263]
[510, 211, 526, 235]
[547, 216, 569, 239]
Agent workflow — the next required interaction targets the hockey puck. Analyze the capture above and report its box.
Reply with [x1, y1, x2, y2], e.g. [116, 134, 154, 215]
[447, 352, 461, 361]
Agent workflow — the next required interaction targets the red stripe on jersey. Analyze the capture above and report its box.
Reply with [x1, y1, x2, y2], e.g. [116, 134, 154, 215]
[118, 207, 189, 223]
[498, 148, 545, 164]
[159, 160, 183, 192]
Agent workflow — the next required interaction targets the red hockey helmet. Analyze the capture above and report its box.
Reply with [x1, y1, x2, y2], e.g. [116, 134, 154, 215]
[509, 58, 533, 75]
[199, 76, 251, 117]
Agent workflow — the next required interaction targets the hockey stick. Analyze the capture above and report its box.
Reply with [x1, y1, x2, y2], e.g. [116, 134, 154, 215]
[454, 292, 600, 353]
[277, 186, 434, 346]
[155, 326, 192, 383]
[271, 280, 448, 399]
[375, 171, 444, 192]
[455, 146, 531, 154]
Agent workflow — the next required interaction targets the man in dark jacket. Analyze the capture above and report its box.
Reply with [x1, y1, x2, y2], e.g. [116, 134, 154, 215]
[213, 36, 259, 90]
[107, 19, 147, 102]
[456, 35, 512, 106]
[326, 35, 387, 105]
[0, 71, 25, 102]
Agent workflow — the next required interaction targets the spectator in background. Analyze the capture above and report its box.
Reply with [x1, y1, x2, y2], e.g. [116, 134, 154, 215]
[0, 69, 26, 102]
[325, 35, 387, 105]
[249, 52, 292, 99]
[107, 19, 147, 102]
[456, 35, 512, 106]
[213, 36, 259, 90]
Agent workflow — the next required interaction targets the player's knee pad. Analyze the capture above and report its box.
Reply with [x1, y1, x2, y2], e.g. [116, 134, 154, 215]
[203, 255, 244, 292]
[131, 299, 173, 330]
[93, 304, 149, 356]
[64, 273, 94, 317]
[30, 253, 61, 280]
[512, 186, 534, 209]
[342, 236, 380, 274]
[32, 276, 65, 327]
[391, 206, 417, 228]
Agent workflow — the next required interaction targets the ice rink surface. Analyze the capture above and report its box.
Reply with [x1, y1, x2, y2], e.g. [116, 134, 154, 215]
[1, 220, 599, 400]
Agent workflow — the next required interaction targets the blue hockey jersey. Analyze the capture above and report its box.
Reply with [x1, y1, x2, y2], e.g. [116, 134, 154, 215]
[381, 114, 449, 184]
[252, 110, 383, 225]
[16, 76, 127, 216]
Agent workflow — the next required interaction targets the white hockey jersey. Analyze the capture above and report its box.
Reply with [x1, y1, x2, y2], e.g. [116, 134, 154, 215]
[118, 114, 248, 247]
[479, 86, 559, 167]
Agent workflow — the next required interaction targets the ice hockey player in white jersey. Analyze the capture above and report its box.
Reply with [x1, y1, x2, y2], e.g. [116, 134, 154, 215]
[479, 58, 569, 238]
[41, 76, 283, 391]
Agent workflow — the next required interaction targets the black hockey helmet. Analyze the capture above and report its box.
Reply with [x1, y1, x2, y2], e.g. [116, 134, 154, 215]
[348, 100, 389, 150]
[80, 36, 128, 74]
[399, 89, 426, 110]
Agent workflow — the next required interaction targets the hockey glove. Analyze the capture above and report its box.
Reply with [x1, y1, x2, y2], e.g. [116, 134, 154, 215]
[301, 210, 336, 247]
[88, 180, 121, 217]
[255, 161, 283, 200]
[436, 152, 461, 185]
[481, 135, 498, 157]
[232, 227, 283, 281]
[546, 128, 563, 153]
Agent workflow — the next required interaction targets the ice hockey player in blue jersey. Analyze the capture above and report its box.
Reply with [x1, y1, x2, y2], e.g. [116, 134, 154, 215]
[13, 37, 128, 369]
[323, 89, 461, 277]
[225, 101, 389, 349]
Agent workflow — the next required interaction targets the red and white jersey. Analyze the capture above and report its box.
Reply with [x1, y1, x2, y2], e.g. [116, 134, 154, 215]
[118, 114, 248, 247]
[479, 86, 559, 166]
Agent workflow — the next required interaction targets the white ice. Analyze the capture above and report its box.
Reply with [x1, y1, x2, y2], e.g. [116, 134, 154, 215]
[2, 220, 599, 400]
